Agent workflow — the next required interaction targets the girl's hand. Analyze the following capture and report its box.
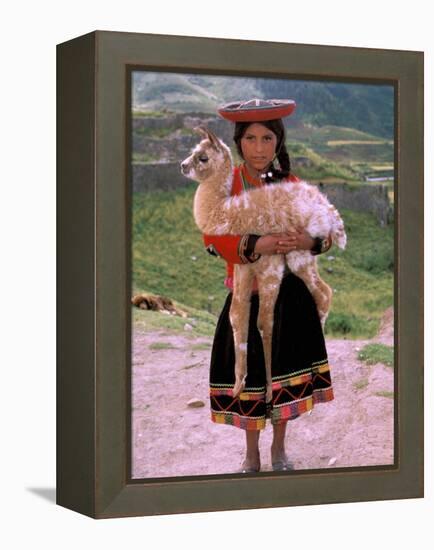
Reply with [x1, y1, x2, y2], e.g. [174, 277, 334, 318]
[254, 229, 314, 255]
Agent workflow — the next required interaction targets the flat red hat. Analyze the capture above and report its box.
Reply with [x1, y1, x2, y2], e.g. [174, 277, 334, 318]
[218, 98, 296, 122]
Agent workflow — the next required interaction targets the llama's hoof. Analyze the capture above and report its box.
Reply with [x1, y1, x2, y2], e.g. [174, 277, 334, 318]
[233, 376, 247, 397]
[265, 386, 273, 404]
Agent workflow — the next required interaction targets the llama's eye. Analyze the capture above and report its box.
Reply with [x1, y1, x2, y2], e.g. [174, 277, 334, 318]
[199, 156, 208, 163]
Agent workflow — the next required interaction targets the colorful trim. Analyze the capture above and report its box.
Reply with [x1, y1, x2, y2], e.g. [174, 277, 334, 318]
[237, 234, 251, 264]
[210, 362, 334, 431]
[211, 411, 266, 431]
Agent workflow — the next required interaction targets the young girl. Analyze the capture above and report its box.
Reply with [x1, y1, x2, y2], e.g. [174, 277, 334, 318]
[204, 98, 334, 473]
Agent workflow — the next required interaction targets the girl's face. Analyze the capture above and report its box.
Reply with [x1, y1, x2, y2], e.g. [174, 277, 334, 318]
[240, 123, 278, 174]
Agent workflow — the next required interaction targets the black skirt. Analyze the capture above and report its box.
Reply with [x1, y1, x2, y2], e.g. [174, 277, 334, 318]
[209, 272, 334, 430]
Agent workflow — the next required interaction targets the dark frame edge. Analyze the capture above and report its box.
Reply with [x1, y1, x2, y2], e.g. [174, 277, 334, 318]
[56, 31, 97, 518]
[96, 466, 422, 519]
[396, 50, 424, 501]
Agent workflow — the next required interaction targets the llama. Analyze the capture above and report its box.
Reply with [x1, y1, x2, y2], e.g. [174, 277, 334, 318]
[180, 126, 346, 403]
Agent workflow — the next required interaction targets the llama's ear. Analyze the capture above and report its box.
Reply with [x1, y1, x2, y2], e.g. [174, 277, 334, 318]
[194, 126, 222, 151]
[204, 128, 222, 150]
[193, 126, 208, 139]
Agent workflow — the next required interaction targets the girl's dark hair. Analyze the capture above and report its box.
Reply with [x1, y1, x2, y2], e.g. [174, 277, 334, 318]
[233, 119, 291, 183]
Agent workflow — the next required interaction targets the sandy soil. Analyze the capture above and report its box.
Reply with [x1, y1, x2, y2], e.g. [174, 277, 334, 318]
[131, 308, 394, 479]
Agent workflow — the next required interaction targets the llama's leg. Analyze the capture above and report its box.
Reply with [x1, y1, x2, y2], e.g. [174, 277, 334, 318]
[255, 256, 285, 404]
[230, 264, 255, 397]
[286, 254, 332, 327]
[317, 280, 333, 327]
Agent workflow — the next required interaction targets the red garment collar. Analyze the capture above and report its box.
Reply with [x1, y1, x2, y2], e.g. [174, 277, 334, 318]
[240, 163, 264, 187]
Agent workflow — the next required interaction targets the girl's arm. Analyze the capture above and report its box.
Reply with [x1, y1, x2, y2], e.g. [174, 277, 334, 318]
[203, 233, 261, 264]
[254, 231, 332, 255]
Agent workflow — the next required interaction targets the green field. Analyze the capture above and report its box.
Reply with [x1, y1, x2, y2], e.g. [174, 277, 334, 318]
[132, 184, 394, 339]
[285, 125, 393, 182]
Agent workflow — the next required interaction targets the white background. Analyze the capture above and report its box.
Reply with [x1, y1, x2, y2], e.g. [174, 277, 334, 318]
[2, 0, 432, 547]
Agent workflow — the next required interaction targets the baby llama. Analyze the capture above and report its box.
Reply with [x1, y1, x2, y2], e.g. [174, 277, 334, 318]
[181, 126, 346, 403]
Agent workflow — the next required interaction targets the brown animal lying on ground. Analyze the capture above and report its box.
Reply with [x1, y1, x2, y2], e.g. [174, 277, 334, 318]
[131, 293, 187, 318]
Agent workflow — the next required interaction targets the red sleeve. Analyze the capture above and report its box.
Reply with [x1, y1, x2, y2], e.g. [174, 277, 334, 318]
[203, 233, 246, 264]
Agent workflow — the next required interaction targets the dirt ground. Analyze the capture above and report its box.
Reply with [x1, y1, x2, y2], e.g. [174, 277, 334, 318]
[131, 308, 394, 479]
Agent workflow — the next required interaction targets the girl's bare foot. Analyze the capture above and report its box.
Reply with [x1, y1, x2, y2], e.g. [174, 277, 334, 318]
[271, 422, 293, 470]
[240, 430, 261, 472]
[271, 445, 293, 471]
[240, 451, 261, 473]
[241, 455, 261, 474]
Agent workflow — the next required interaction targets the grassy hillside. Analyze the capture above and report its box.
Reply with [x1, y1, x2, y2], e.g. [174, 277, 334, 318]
[132, 184, 227, 314]
[132, 72, 394, 139]
[286, 125, 393, 166]
[132, 184, 393, 339]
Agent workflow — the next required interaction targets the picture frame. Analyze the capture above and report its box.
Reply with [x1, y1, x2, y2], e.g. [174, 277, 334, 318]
[57, 30, 423, 519]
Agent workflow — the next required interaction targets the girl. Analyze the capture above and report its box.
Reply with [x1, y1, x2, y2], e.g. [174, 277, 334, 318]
[204, 99, 334, 473]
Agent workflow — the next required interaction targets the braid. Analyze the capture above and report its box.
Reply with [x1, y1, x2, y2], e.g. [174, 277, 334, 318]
[264, 141, 291, 183]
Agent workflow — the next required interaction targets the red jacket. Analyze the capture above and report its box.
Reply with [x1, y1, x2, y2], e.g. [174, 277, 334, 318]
[203, 164, 301, 289]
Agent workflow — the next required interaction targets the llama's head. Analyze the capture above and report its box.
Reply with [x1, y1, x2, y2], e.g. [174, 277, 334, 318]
[180, 126, 232, 183]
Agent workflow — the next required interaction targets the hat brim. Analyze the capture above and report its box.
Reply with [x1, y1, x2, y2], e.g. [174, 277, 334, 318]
[218, 100, 296, 122]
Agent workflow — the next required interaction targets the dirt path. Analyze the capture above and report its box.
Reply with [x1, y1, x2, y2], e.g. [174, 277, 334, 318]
[131, 309, 394, 478]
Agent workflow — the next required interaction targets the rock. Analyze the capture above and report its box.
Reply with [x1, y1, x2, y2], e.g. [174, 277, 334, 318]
[328, 457, 337, 466]
[187, 398, 205, 408]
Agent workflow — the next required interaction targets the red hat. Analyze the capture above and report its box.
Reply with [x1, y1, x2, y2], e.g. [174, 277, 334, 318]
[218, 98, 296, 122]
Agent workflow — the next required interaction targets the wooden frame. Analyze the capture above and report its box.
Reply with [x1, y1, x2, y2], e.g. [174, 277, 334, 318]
[57, 30, 423, 519]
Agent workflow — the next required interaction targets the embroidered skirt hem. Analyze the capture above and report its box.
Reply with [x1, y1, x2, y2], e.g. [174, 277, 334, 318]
[209, 273, 334, 431]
